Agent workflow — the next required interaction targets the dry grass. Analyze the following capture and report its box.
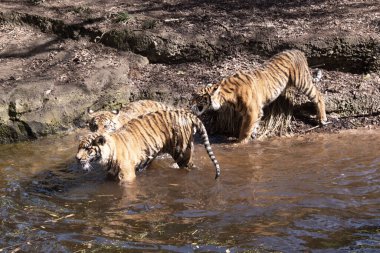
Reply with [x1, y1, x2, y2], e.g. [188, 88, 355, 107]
[256, 88, 295, 139]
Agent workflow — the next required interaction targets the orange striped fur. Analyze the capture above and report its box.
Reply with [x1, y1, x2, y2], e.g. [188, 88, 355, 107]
[191, 49, 328, 143]
[88, 100, 172, 133]
[77, 109, 221, 182]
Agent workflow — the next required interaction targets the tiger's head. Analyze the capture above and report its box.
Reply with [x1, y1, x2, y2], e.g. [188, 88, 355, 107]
[88, 109, 120, 133]
[190, 83, 222, 116]
[76, 133, 113, 171]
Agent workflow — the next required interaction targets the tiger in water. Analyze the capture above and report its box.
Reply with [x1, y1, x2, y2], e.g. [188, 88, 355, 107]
[76, 109, 221, 182]
[191, 49, 328, 143]
[88, 100, 172, 133]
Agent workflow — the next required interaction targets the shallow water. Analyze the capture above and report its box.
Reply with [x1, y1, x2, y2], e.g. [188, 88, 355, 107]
[0, 130, 379, 252]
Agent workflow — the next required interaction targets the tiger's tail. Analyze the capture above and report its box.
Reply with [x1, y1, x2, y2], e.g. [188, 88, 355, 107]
[190, 112, 221, 179]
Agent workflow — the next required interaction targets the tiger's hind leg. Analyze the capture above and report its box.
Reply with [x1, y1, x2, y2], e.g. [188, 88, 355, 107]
[174, 142, 194, 169]
[313, 91, 328, 125]
[292, 63, 328, 125]
[300, 84, 328, 125]
[136, 155, 156, 172]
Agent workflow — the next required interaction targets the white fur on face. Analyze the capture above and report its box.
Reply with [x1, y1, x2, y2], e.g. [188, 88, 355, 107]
[82, 162, 91, 171]
[211, 99, 221, 110]
[209, 85, 222, 111]
[97, 140, 113, 166]
[104, 121, 117, 132]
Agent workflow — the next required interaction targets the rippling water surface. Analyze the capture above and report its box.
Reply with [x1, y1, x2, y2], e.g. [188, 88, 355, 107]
[0, 130, 379, 252]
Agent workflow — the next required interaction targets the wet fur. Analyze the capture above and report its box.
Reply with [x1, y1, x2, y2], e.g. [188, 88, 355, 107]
[77, 109, 221, 182]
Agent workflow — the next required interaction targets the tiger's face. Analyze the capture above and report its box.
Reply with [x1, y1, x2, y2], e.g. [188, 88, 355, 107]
[76, 134, 109, 170]
[88, 109, 120, 133]
[191, 84, 222, 115]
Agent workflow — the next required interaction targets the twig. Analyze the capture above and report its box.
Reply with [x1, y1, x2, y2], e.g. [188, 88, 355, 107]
[164, 18, 181, 22]
[94, 32, 106, 43]
[304, 125, 320, 132]
[304, 121, 332, 133]
[45, 213, 75, 223]
[310, 63, 326, 68]
[348, 120, 358, 127]
[216, 22, 230, 33]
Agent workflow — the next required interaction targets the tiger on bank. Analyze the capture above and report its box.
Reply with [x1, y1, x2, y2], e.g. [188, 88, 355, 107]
[191, 49, 328, 143]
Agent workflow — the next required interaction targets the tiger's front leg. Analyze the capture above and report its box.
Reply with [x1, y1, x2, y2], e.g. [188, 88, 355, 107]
[251, 107, 264, 139]
[118, 161, 137, 183]
[238, 110, 260, 144]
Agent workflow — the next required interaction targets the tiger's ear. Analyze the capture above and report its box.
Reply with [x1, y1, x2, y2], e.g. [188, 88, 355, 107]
[94, 135, 106, 146]
[111, 109, 120, 115]
[211, 84, 221, 95]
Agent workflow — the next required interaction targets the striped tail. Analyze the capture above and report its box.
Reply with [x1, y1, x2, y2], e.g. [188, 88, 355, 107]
[192, 114, 221, 179]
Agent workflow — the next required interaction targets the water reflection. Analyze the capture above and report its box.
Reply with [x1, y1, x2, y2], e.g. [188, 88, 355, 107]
[0, 129, 379, 252]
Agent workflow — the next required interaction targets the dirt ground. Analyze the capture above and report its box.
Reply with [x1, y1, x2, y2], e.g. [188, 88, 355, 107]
[1, 0, 378, 38]
[0, 0, 379, 142]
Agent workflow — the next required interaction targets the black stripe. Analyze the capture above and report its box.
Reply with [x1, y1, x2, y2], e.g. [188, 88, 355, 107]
[134, 120, 153, 147]
[270, 62, 289, 82]
[278, 53, 292, 63]
[224, 89, 233, 94]
[295, 63, 302, 87]
[235, 72, 247, 84]
[145, 116, 161, 142]
[290, 64, 297, 84]
[309, 93, 317, 101]
[274, 62, 290, 78]
[265, 67, 283, 85]
[228, 77, 242, 87]
[307, 85, 316, 98]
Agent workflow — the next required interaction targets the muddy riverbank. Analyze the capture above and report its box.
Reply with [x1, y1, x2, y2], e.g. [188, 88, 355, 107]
[0, 0, 379, 143]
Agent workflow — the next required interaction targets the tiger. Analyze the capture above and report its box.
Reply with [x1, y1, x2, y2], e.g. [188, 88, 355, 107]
[88, 100, 172, 133]
[190, 49, 328, 143]
[76, 109, 221, 182]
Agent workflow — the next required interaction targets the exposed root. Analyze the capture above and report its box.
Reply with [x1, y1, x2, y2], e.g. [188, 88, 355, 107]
[304, 121, 333, 133]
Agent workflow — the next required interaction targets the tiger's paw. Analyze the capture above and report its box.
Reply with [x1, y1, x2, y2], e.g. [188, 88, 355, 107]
[170, 163, 180, 169]
[237, 137, 250, 145]
[320, 120, 332, 126]
[227, 136, 238, 142]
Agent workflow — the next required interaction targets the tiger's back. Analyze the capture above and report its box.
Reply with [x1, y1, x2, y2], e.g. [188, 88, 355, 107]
[88, 100, 172, 133]
[119, 100, 172, 124]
